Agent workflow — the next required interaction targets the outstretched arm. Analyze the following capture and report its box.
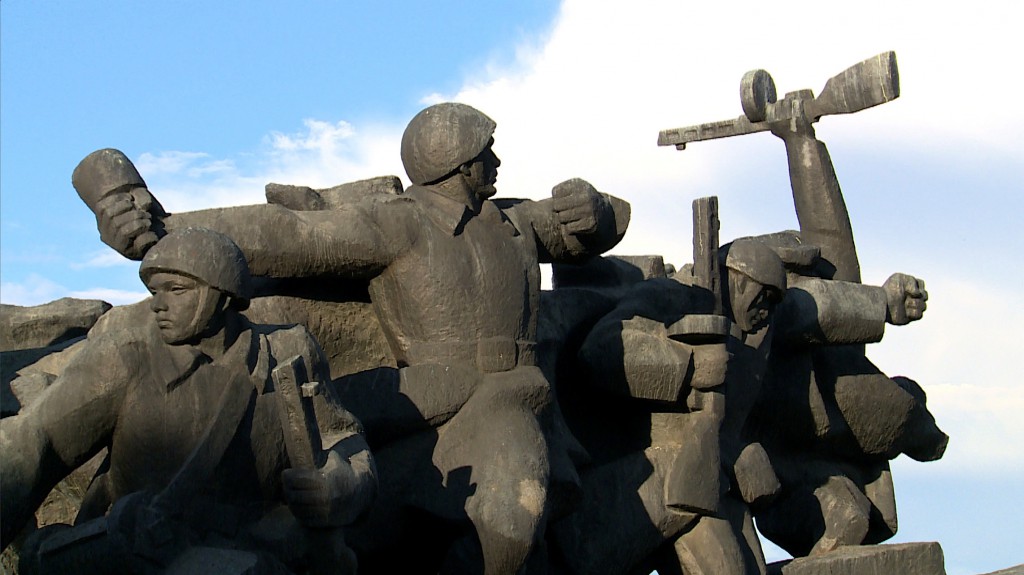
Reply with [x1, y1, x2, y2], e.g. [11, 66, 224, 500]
[161, 200, 410, 279]
[0, 336, 130, 549]
[88, 176, 412, 279]
[774, 273, 928, 347]
[770, 99, 860, 283]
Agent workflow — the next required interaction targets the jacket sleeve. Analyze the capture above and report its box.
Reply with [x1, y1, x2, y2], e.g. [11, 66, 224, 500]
[500, 193, 630, 263]
[773, 278, 888, 348]
[163, 195, 417, 280]
[0, 333, 132, 548]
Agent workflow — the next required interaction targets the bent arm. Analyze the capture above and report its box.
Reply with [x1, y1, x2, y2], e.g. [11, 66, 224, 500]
[772, 101, 860, 282]
[581, 314, 695, 403]
[502, 180, 630, 263]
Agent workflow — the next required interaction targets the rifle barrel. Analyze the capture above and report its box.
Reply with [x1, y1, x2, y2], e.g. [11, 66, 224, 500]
[658, 115, 769, 148]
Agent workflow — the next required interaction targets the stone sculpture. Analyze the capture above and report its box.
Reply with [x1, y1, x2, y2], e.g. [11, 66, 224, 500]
[60, 103, 630, 574]
[1, 228, 376, 574]
[0, 53, 950, 575]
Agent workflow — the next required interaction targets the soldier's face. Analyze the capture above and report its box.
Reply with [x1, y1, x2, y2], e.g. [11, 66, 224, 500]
[730, 274, 774, 333]
[146, 272, 224, 345]
[466, 140, 501, 199]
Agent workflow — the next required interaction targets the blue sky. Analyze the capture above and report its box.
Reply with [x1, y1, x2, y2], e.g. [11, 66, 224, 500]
[2, 2, 1022, 573]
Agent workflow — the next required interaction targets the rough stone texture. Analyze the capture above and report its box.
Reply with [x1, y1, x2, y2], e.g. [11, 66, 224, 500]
[0, 298, 110, 352]
[0, 55, 955, 574]
[767, 542, 946, 575]
[265, 175, 403, 211]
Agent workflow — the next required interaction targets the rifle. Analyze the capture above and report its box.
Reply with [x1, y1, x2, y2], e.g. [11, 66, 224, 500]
[272, 355, 325, 470]
[273, 356, 358, 575]
[658, 51, 899, 149]
[666, 196, 729, 347]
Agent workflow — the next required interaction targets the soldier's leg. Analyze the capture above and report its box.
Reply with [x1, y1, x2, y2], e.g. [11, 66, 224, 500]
[434, 367, 552, 575]
[548, 441, 701, 575]
[757, 470, 870, 557]
[671, 495, 766, 575]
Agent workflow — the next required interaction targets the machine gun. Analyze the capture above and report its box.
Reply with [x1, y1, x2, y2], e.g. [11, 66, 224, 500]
[657, 51, 899, 150]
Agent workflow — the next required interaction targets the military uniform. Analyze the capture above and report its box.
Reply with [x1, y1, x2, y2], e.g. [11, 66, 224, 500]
[1, 316, 374, 573]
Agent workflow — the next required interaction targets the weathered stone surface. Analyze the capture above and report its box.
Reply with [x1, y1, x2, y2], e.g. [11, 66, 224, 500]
[768, 541, 946, 575]
[1, 338, 85, 416]
[266, 175, 403, 211]
[0, 298, 110, 352]
[0, 53, 953, 575]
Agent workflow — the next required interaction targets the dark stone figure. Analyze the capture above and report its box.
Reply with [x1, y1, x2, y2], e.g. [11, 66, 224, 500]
[0, 228, 376, 574]
[0, 53, 952, 575]
[746, 83, 947, 559]
[548, 239, 788, 575]
[69, 103, 630, 574]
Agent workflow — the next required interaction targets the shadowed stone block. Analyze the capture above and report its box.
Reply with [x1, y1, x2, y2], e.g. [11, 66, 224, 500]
[768, 542, 945, 575]
[0, 298, 110, 352]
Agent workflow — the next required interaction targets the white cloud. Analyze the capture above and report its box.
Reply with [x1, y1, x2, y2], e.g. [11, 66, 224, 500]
[135, 151, 213, 176]
[0, 274, 65, 306]
[68, 250, 136, 270]
[268, 119, 355, 152]
[68, 288, 148, 306]
[0, 274, 146, 308]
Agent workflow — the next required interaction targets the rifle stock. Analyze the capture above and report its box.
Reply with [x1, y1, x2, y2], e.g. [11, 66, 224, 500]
[658, 51, 899, 149]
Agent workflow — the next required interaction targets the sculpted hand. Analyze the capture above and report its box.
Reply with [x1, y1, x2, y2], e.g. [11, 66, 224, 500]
[689, 342, 729, 391]
[95, 186, 164, 260]
[768, 96, 816, 141]
[551, 178, 610, 237]
[884, 273, 928, 325]
[282, 450, 359, 528]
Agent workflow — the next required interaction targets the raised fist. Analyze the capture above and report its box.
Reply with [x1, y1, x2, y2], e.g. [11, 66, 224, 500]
[551, 178, 610, 237]
[883, 273, 928, 325]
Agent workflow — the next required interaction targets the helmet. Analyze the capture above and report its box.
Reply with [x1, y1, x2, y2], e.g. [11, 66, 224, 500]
[140, 228, 252, 309]
[722, 239, 787, 296]
[72, 148, 146, 209]
[401, 103, 496, 185]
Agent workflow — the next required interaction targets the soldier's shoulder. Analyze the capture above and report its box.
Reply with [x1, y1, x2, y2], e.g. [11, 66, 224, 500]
[253, 322, 322, 359]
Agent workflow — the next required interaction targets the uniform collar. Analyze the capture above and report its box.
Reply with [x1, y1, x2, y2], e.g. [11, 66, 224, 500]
[152, 319, 258, 392]
[405, 185, 518, 237]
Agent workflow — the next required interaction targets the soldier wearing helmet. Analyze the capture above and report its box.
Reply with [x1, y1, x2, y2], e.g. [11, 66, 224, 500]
[140, 227, 252, 348]
[739, 102, 941, 558]
[75, 102, 631, 574]
[1, 228, 376, 574]
[560, 237, 789, 575]
[720, 238, 787, 334]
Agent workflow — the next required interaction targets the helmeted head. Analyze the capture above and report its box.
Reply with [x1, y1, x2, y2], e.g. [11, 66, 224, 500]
[401, 103, 497, 186]
[72, 148, 147, 209]
[720, 239, 786, 333]
[140, 228, 252, 344]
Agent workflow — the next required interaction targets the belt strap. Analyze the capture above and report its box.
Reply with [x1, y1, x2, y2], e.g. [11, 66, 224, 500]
[404, 337, 537, 373]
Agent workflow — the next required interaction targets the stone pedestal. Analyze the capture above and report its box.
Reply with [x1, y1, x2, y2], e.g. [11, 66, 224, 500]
[768, 542, 945, 575]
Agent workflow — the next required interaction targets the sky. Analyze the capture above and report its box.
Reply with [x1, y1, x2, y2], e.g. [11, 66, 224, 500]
[2, 1, 1022, 573]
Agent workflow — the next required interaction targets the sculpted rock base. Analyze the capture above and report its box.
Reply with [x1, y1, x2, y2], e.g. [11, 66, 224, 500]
[767, 542, 946, 575]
